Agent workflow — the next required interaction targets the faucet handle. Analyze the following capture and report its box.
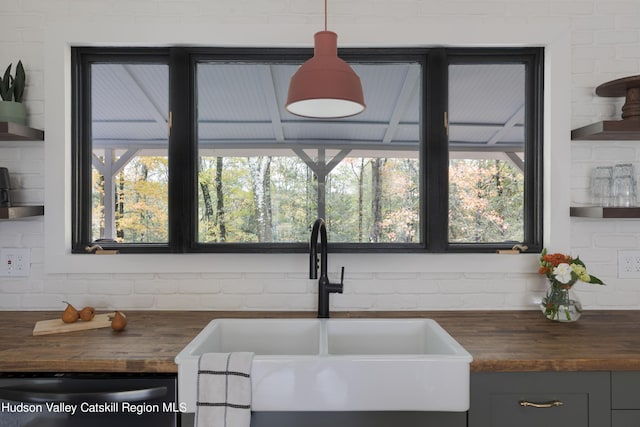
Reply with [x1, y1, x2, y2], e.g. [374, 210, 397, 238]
[325, 267, 345, 294]
[329, 266, 344, 294]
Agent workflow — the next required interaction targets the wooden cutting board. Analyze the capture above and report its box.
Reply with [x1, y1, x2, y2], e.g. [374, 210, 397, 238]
[32, 312, 116, 336]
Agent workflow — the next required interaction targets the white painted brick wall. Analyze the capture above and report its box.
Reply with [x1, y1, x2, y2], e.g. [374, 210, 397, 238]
[0, 0, 639, 311]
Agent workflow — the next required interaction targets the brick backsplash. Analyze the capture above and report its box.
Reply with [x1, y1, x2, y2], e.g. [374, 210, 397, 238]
[1, 0, 640, 310]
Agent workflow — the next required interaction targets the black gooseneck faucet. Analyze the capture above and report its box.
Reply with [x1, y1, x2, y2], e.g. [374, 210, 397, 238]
[310, 218, 344, 318]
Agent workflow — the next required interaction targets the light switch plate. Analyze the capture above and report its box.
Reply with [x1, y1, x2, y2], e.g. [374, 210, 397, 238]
[0, 248, 31, 277]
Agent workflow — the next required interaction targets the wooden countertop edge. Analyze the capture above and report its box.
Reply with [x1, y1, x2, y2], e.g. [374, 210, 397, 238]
[2, 310, 640, 374]
[471, 359, 640, 373]
[0, 360, 176, 374]
[6, 360, 640, 374]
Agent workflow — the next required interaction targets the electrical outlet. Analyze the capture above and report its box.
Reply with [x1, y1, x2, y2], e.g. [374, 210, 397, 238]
[618, 250, 640, 278]
[0, 248, 30, 277]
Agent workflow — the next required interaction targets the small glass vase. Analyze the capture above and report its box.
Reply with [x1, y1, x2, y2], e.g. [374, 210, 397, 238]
[541, 281, 582, 322]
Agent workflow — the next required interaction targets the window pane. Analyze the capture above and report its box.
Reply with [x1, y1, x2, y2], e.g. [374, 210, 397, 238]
[196, 62, 421, 244]
[90, 63, 169, 243]
[448, 63, 526, 244]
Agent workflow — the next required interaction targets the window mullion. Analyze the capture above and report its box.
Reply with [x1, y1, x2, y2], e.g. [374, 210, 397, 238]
[524, 51, 544, 252]
[424, 49, 449, 252]
[71, 49, 93, 253]
[168, 48, 196, 252]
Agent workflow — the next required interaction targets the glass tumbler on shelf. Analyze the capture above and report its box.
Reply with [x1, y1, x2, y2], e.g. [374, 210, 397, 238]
[591, 166, 612, 206]
[613, 163, 634, 179]
[613, 174, 636, 207]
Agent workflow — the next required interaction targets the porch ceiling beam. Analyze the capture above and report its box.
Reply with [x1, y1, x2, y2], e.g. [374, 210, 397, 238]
[258, 64, 285, 142]
[383, 64, 420, 143]
[119, 64, 168, 130]
[487, 104, 525, 145]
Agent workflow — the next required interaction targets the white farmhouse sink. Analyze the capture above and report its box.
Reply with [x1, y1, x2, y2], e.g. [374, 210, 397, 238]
[176, 318, 472, 412]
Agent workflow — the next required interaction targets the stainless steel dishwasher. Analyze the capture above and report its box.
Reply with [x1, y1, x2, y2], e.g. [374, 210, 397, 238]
[0, 373, 178, 427]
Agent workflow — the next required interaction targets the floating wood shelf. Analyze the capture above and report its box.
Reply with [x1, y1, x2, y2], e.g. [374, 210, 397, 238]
[572, 120, 640, 141]
[0, 205, 44, 219]
[0, 122, 44, 141]
[572, 75, 640, 141]
[570, 206, 640, 219]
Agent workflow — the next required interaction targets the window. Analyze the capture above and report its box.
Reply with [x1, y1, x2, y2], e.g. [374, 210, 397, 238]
[194, 59, 421, 246]
[72, 47, 543, 254]
[88, 61, 169, 244]
[445, 51, 543, 250]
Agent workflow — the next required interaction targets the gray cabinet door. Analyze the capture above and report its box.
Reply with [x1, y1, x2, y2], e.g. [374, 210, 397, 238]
[612, 371, 640, 427]
[469, 372, 610, 427]
[250, 412, 467, 427]
[182, 411, 467, 427]
[612, 411, 640, 427]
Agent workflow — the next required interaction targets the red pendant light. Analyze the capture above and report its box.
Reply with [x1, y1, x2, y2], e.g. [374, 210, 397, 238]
[286, 0, 365, 119]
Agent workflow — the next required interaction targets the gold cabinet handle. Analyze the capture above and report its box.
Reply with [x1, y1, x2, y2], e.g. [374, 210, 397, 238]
[520, 400, 564, 408]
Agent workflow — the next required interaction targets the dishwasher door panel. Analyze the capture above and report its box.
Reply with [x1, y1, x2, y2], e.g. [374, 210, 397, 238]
[0, 374, 178, 427]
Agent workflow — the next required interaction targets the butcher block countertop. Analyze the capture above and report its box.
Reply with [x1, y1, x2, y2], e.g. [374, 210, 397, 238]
[1, 310, 640, 373]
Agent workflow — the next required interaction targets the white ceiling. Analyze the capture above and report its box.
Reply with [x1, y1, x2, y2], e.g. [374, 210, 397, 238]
[90, 60, 525, 164]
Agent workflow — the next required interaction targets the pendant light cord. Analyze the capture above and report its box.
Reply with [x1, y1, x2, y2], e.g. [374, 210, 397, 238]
[324, 0, 327, 31]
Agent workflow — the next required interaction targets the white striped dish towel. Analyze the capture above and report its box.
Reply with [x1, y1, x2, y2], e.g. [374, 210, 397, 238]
[196, 352, 254, 427]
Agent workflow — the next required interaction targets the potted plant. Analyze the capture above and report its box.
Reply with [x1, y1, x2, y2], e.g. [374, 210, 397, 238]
[0, 61, 26, 125]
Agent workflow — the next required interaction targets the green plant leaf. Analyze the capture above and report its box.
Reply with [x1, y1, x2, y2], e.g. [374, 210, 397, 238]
[589, 275, 604, 285]
[0, 64, 12, 101]
[572, 256, 586, 267]
[13, 61, 25, 103]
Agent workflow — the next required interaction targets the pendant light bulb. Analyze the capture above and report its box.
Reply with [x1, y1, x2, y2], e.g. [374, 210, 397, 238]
[286, 13, 365, 118]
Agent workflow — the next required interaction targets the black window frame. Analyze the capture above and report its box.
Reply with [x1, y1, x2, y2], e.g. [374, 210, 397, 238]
[443, 48, 544, 253]
[71, 46, 543, 254]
